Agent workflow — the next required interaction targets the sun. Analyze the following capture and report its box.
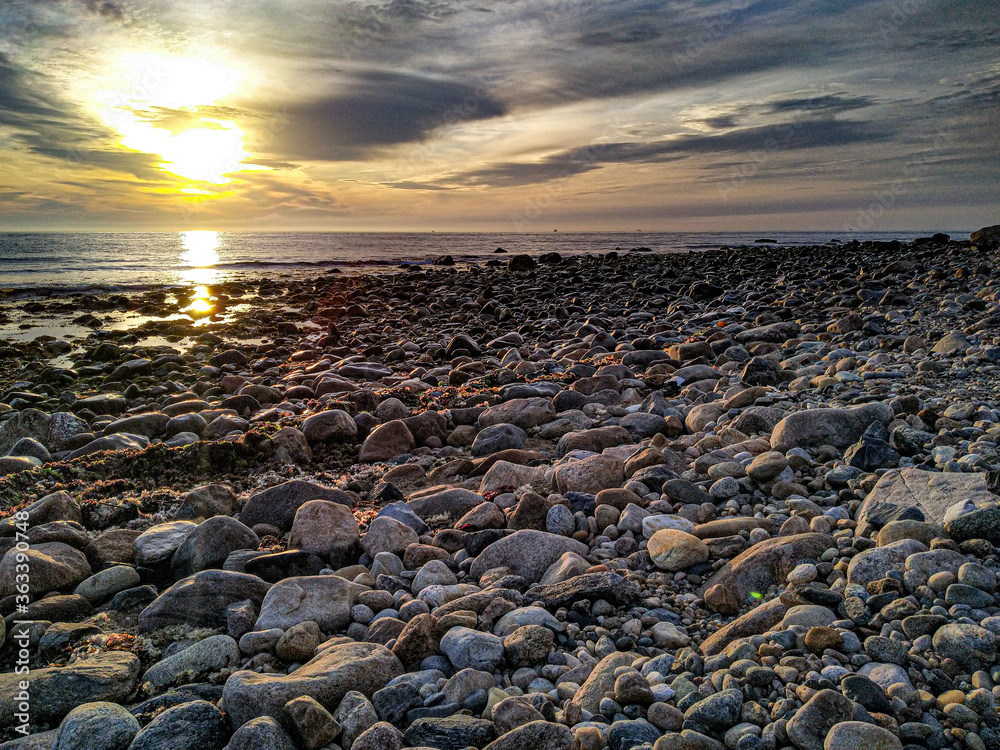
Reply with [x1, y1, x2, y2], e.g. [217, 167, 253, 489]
[96, 54, 264, 185]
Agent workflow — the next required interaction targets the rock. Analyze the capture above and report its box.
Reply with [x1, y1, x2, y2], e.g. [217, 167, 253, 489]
[174, 484, 237, 521]
[288, 499, 359, 564]
[699, 598, 789, 655]
[932, 330, 970, 355]
[133, 521, 197, 566]
[74, 566, 141, 603]
[472, 423, 527, 456]
[483, 721, 575, 750]
[700, 533, 833, 614]
[469, 530, 589, 584]
[479, 398, 555, 430]
[554, 454, 625, 495]
[0, 651, 140, 728]
[404, 715, 496, 750]
[139, 570, 271, 631]
[746, 451, 788, 481]
[226, 716, 298, 750]
[52, 701, 140, 750]
[824, 721, 902, 750]
[0, 491, 81, 534]
[0, 409, 88, 454]
[350, 721, 404, 750]
[361, 515, 419, 558]
[685, 689, 742, 730]
[276, 621, 322, 662]
[141, 634, 240, 692]
[171, 516, 259, 577]
[127, 700, 226, 750]
[254, 575, 364, 632]
[408, 487, 485, 521]
[301, 409, 358, 443]
[284, 695, 341, 750]
[241, 480, 354, 531]
[860, 466, 994, 527]
[572, 651, 635, 713]
[648, 529, 710, 572]
[502, 625, 554, 667]
[221, 641, 403, 727]
[785, 689, 860, 750]
[944, 501, 1000, 544]
[440, 626, 505, 671]
[933, 623, 997, 673]
[847, 538, 927, 587]
[0, 542, 91, 598]
[358, 420, 416, 462]
[525, 571, 639, 609]
[391, 613, 440, 670]
[770, 402, 894, 452]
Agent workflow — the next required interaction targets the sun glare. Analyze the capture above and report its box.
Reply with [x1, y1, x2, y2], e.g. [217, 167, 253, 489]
[97, 54, 263, 185]
[179, 230, 222, 286]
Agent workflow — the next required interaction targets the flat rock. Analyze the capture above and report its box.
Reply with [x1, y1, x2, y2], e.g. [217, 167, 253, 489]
[221, 641, 403, 727]
[859, 467, 994, 526]
[524, 571, 640, 609]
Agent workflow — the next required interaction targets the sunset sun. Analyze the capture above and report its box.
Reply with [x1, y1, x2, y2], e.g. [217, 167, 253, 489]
[96, 54, 260, 185]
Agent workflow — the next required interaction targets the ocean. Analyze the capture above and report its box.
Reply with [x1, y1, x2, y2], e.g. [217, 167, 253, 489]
[0, 230, 961, 292]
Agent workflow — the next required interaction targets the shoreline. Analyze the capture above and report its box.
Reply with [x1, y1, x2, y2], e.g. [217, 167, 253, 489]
[3, 231, 1000, 747]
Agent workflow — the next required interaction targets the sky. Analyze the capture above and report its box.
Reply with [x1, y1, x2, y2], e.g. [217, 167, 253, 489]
[0, 0, 997, 232]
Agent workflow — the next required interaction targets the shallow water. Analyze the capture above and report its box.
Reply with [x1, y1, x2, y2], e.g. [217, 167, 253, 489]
[0, 230, 958, 291]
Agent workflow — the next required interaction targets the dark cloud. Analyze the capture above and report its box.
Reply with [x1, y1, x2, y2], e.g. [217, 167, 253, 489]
[257, 70, 506, 161]
[440, 118, 892, 188]
[0, 52, 162, 179]
[579, 22, 663, 47]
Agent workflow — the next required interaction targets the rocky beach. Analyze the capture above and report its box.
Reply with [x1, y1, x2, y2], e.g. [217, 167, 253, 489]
[4, 227, 1000, 750]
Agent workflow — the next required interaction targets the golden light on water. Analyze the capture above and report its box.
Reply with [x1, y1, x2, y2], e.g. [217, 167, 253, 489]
[97, 54, 264, 185]
[179, 230, 221, 287]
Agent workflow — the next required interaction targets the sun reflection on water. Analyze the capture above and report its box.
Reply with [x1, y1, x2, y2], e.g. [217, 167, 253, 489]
[178, 230, 221, 286]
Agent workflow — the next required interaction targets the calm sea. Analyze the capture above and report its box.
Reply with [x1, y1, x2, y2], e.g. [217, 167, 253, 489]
[0, 230, 963, 291]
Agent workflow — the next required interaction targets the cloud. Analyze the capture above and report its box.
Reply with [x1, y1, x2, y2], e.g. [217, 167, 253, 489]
[0, 52, 163, 179]
[438, 117, 892, 188]
[254, 70, 507, 161]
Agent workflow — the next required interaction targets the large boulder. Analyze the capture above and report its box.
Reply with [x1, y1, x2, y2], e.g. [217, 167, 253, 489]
[0, 542, 91, 598]
[700, 533, 833, 614]
[139, 570, 271, 631]
[469, 530, 589, 584]
[358, 421, 415, 462]
[141, 635, 241, 693]
[241, 480, 354, 531]
[254, 575, 365, 632]
[770, 403, 894, 452]
[171, 516, 259, 577]
[301, 409, 358, 443]
[221, 641, 403, 727]
[51, 701, 140, 750]
[859, 467, 994, 527]
[0, 652, 140, 728]
[407, 487, 485, 522]
[0, 409, 89, 454]
[288, 499, 360, 562]
[847, 538, 927, 587]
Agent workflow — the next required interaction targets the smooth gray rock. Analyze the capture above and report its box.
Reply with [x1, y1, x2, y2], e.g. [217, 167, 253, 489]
[53, 701, 140, 750]
[221, 641, 403, 727]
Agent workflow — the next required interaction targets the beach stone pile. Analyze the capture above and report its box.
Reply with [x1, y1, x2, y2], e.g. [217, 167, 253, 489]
[3, 231, 1000, 749]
